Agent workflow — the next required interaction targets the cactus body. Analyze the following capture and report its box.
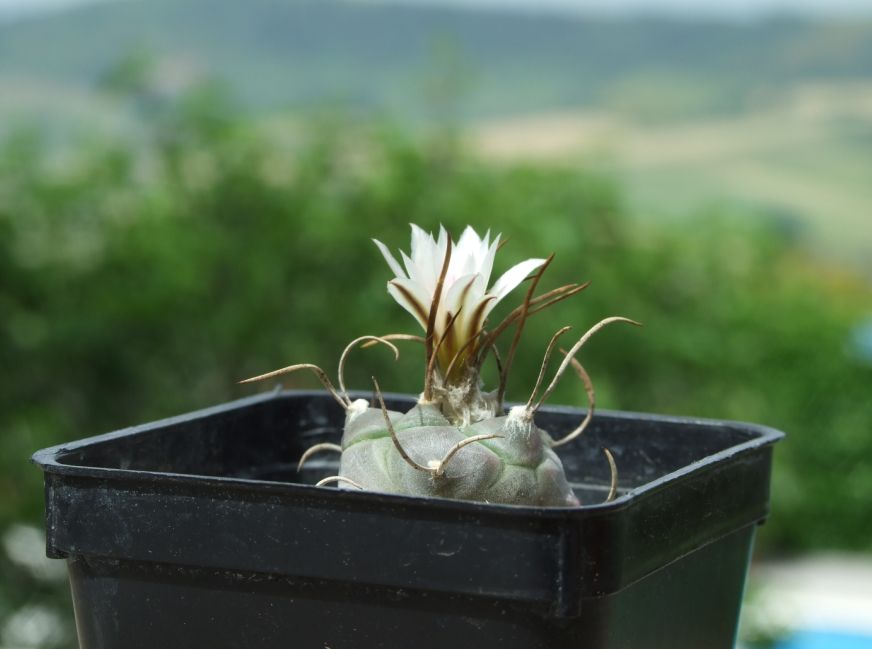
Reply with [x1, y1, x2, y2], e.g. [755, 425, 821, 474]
[339, 401, 580, 506]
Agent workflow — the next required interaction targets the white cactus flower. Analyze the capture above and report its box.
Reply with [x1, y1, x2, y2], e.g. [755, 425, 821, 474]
[374, 224, 545, 378]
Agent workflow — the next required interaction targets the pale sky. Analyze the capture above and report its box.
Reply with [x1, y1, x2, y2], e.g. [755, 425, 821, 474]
[375, 0, 872, 17]
[1, 0, 871, 20]
[0, 0, 114, 18]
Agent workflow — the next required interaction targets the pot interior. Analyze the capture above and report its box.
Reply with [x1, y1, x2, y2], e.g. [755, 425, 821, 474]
[53, 391, 763, 502]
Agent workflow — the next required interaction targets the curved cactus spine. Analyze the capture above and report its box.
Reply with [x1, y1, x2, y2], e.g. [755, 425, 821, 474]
[524, 326, 572, 411]
[548, 352, 595, 448]
[604, 448, 619, 502]
[372, 377, 432, 474]
[240, 363, 346, 408]
[431, 433, 503, 478]
[297, 443, 342, 472]
[316, 476, 364, 489]
[337, 336, 399, 404]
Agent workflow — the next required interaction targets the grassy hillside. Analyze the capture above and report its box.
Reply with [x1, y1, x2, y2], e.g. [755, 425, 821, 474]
[1, 0, 872, 120]
[472, 82, 872, 271]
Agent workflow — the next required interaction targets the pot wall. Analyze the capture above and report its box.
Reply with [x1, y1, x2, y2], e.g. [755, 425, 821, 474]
[34, 390, 783, 649]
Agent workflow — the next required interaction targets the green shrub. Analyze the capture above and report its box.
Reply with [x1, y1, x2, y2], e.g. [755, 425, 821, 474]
[1, 88, 870, 646]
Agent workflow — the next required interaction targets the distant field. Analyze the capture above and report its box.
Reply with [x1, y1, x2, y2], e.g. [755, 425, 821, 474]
[1, 0, 869, 271]
[471, 82, 872, 272]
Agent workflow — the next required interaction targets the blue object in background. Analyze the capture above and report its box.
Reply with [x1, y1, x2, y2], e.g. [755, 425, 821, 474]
[850, 319, 872, 364]
[778, 630, 872, 649]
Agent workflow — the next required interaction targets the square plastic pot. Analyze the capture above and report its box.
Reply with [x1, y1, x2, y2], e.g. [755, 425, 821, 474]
[33, 390, 783, 649]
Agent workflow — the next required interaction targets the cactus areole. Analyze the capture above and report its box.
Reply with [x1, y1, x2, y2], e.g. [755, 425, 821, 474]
[243, 225, 640, 506]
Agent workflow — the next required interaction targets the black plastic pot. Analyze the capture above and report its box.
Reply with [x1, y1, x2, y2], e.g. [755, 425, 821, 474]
[33, 390, 782, 649]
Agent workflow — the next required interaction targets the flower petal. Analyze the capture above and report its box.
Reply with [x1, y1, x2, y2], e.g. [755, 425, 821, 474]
[410, 223, 431, 254]
[409, 223, 442, 295]
[490, 258, 546, 301]
[442, 273, 480, 322]
[454, 226, 483, 278]
[478, 235, 500, 289]
[400, 250, 421, 286]
[466, 294, 498, 341]
[387, 278, 430, 329]
[433, 224, 450, 283]
[373, 239, 407, 279]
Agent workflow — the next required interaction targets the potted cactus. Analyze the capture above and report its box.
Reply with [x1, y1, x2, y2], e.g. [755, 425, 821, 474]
[242, 224, 637, 507]
[33, 225, 782, 649]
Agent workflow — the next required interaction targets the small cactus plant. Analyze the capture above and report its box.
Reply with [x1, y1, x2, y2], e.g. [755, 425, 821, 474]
[243, 225, 638, 506]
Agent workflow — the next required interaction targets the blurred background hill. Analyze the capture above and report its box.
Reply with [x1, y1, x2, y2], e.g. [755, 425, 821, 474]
[3, 0, 872, 268]
[1, 1, 871, 647]
[3, 0, 872, 119]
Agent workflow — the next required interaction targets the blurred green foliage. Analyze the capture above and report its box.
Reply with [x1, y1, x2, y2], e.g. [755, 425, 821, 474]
[1, 84, 871, 646]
